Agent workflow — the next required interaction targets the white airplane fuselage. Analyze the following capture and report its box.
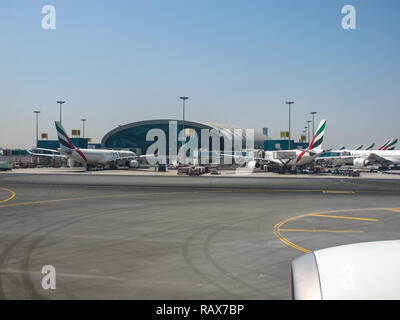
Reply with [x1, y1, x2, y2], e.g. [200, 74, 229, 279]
[350, 150, 400, 165]
[324, 149, 400, 167]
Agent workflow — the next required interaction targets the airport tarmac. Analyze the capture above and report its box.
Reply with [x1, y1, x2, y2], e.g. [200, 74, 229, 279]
[7, 166, 400, 179]
[0, 170, 399, 299]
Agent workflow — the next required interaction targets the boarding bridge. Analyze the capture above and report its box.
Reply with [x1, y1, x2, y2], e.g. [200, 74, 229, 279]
[273, 151, 297, 160]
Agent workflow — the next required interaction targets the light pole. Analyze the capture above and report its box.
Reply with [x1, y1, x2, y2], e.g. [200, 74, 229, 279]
[180, 96, 189, 138]
[34, 110, 40, 147]
[56, 101, 65, 123]
[310, 111, 317, 135]
[285, 101, 294, 149]
[306, 120, 311, 143]
[81, 119, 87, 138]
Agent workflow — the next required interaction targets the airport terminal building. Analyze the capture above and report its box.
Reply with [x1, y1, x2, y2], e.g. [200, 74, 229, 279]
[31, 119, 308, 161]
[101, 119, 270, 155]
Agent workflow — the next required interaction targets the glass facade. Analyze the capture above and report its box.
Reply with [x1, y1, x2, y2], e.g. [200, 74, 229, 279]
[264, 140, 309, 151]
[101, 120, 264, 155]
[37, 138, 88, 150]
[104, 123, 171, 153]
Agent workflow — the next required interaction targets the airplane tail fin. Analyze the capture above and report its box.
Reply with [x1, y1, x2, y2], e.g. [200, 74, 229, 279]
[307, 119, 326, 151]
[356, 145, 363, 150]
[365, 143, 375, 150]
[55, 121, 76, 151]
[339, 146, 345, 150]
[378, 138, 392, 150]
[383, 138, 398, 151]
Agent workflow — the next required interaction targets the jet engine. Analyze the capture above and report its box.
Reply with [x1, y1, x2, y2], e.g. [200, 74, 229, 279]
[246, 160, 261, 170]
[291, 240, 400, 299]
[129, 160, 139, 168]
[353, 158, 371, 167]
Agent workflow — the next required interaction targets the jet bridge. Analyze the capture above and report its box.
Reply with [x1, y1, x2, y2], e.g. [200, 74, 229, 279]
[273, 151, 297, 160]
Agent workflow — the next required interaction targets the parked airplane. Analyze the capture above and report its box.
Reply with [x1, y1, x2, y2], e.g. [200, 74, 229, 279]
[217, 119, 327, 172]
[350, 148, 400, 168]
[353, 143, 375, 150]
[365, 143, 375, 150]
[319, 139, 400, 169]
[383, 138, 397, 151]
[334, 140, 391, 154]
[378, 138, 397, 150]
[264, 119, 327, 171]
[378, 138, 391, 150]
[29, 121, 155, 170]
[335, 143, 374, 153]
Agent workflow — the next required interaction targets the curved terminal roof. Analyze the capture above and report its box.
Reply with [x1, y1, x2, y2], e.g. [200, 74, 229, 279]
[101, 119, 270, 150]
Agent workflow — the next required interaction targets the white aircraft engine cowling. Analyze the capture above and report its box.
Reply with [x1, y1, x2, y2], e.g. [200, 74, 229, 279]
[246, 160, 260, 170]
[129, 160, 139, 168]
[291, 240, 400, 299]
[353, 158, 370, 167]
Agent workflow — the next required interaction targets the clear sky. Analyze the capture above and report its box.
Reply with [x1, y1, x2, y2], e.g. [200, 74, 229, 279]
[0, 0, 399, 149]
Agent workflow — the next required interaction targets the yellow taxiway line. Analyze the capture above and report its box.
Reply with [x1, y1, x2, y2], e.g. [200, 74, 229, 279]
[0, 187, 360, 209]
[322, 190, 355, 194]
[309, 214, 379, 222]
[0, 191, 194, 208]
[0, 187, 16, 204]
[279, 229, 364, 233]
[273, 207, 399, 253]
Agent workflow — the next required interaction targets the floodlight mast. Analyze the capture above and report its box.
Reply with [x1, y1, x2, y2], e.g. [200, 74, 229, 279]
[285, 101, 295, 149]
[56, 100, 65, 123]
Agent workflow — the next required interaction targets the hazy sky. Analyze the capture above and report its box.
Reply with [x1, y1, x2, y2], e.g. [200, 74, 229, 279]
[1, 0, 399, 149]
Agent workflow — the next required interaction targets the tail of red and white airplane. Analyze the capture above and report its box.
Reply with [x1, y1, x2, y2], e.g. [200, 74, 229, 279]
[55, 121, 88, 162]
[378, 138, 392, 150]
[55, 121, 76, 151]
[296, 119, 326, 164]
[307, 119, 326, 152]
[383, 138, 397, 151]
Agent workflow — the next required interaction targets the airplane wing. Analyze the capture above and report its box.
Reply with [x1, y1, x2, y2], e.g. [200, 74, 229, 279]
[366, 153, 393, 165]
[28, 151, 67, 158]
[113, 154, 159, 161]
[215, 152, 265, 160]
[298, 149, 325, 156]
[217, 153, 269, 164]
[31, 147, 61, 153]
